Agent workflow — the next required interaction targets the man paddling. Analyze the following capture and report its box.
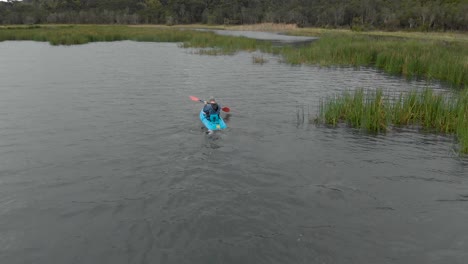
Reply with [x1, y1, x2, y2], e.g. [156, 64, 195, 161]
[202, 97, 221, 122]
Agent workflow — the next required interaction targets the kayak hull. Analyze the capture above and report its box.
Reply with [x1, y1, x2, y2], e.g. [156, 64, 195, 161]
[199, 110, 227, 131]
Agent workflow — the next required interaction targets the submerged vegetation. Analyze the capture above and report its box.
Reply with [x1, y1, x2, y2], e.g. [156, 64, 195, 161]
[316, 88, 468, 154]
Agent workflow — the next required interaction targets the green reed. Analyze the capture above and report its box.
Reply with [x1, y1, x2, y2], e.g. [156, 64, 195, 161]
[318, 89, 389, 132]
[0, 25, 195, 44]
[0, 25, 465, 87]
[456, 89, 468, 153]
[0, 25, 270, 54]
[181, 33, 264, 54]
[317, 88, 468, 153]
[1, 25, 466, 151]
[281, 33, 467, 88]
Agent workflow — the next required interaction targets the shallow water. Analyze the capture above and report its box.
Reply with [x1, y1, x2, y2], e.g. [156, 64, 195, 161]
[205, 29, 318, 45]
[0, 41, 467, 264]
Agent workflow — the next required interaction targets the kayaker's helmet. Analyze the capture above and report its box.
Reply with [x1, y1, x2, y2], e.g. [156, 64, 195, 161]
[208, 97, 216, 104]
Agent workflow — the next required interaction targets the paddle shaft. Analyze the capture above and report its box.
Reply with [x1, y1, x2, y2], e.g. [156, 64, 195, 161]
[190, 96, 230, 112]
[204, 101, 227, 112]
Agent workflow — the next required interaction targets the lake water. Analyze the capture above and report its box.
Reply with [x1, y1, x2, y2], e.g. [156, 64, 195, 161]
[0, 40, 467, 264]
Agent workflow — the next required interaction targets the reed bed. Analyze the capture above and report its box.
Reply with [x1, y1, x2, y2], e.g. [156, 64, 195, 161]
[280, 33, 467, 88]
[0, 24, 271, 56]
[1, 25, 466, 151]
[1, 25, 210, 44]
[180, 32, 263, 53]
[0, 25, 466, 87]
[316, 88, 468, 153]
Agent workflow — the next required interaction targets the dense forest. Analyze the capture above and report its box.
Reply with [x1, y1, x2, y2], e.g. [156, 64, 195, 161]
[1, 0, 467, 31]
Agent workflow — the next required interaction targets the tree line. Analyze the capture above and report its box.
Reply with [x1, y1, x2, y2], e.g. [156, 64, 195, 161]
[1, 0, 467, 31]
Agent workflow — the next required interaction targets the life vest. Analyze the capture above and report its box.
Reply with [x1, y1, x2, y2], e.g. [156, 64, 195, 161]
[203, 103, 220, 120]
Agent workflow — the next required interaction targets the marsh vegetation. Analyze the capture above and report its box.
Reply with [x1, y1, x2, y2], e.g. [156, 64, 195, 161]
[315, 89, 468, 153]
[1, 24, 466, 152]
[0, 25, 466, 88]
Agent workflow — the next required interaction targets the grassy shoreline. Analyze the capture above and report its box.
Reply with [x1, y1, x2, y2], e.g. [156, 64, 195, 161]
[1, 24, 466, 152]
[280, 33, 467, 88]
[315, 88, 468, 154]
[0, 24, 466, 88]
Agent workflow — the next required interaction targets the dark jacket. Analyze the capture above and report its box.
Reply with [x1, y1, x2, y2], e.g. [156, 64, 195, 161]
[203, 103, 221, 120]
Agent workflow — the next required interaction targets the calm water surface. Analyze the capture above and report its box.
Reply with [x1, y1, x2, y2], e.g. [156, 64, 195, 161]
[0, 41, 467, 264]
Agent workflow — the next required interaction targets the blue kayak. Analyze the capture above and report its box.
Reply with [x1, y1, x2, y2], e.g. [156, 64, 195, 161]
[199, 110, 227, 131]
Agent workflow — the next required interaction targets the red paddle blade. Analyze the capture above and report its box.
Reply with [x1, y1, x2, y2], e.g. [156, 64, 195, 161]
[222, 107, 230, 112]
[189, 96, 200, 102]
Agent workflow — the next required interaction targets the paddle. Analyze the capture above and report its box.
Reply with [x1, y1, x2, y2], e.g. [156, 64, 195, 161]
[189, 96, 230, 112]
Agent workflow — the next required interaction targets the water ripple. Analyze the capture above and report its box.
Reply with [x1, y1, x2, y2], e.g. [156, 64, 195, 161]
[0, 41, 466, 264]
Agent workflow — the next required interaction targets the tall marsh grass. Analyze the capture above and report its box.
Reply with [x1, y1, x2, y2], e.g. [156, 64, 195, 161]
[317, 88, 468, 154]
[280, 33, 467, 88]
[0, 24, 268, 54]
[1, 25, 466, 152]
[0, 25, 465, 87]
